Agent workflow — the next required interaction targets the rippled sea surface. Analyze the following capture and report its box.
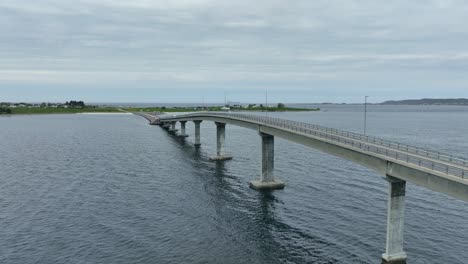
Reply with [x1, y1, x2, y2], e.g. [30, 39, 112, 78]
[1, 105, 468, 264]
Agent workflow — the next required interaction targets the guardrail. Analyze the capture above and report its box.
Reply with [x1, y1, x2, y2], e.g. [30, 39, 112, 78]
[134, 112, 161, 124]
[160, 112, 468, 179]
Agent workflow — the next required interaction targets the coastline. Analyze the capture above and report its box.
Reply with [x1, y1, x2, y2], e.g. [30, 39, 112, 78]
[1, 106, 319, 115]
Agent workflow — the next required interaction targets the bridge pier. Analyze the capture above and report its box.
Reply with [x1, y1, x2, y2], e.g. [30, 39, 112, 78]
[382, 176, 407, 264]
[194, 120, 202, 146]
[169, 121, 178, 133]
[178, 121, 189, 137]
[249, 133, 285, 190]
[209, 122, 232, 161]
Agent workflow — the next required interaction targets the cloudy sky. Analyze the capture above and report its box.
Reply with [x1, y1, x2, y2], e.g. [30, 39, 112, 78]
[1, 0, 468, 103]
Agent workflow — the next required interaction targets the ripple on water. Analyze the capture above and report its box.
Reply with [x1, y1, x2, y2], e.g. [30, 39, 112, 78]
[1, 110, 468, 264]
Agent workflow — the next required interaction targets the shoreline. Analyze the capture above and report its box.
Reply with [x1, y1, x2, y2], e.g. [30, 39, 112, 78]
[1, 107, 319, 116]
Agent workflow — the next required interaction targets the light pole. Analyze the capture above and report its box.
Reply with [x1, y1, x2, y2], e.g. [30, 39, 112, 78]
[364, 96, 369, 135]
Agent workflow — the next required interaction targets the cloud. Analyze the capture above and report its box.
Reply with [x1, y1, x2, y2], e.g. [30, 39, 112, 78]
[1, 0, 468, 102]
[224, 19, 269, 29]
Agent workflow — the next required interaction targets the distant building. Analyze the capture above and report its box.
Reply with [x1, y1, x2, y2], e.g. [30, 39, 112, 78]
[227, 101, 241, 106]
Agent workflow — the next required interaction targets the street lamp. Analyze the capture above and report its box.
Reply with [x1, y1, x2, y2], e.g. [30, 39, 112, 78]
[364, 96, 369, 135]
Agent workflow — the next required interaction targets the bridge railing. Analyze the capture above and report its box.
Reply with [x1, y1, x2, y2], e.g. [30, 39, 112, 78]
[160, 112, 467, 179]
[211, 113, 467, 163]
[134, 112, 162, 124]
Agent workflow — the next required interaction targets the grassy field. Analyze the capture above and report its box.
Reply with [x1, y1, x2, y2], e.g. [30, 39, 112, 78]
[122, 106, 222, 112]
[8, 107, 121, 115]
[2, 106, 320, 115]
[126, 106, 319, 113]
[124, 107, 192, 113]
[235, 106, 319, 112]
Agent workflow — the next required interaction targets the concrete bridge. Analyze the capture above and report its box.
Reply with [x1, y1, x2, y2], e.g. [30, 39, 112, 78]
[137, 111, 468, 264]
[133, 112, 162, 125]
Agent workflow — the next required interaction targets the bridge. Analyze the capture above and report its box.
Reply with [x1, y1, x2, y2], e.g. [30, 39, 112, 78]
[133, 112, 162, 125]
[136, 111, 468, 264]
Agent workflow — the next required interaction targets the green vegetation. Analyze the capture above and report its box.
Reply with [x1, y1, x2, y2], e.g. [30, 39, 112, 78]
[0, 101, 319, 115]
[229, 103, 318, 112]
[65, 100, 86, 108]
[125, 107, 193, 112]
[126, 104, 319, 113]
[122, 106, 223, 113]
[0, 107, 12, 114]
[0, 100, 121, 115]
[9, 107, 120, 115]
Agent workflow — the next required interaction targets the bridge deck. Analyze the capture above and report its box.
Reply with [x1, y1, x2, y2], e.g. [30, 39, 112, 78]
[150, 112, 468, 201]
[133, 112, 161, 125]
[141, 111, 468, 262]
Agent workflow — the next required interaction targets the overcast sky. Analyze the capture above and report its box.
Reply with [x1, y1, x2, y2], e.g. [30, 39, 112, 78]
[1, 0, 468, 103]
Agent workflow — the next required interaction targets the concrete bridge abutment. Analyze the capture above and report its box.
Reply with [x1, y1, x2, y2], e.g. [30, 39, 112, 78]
[382, 176, 407, 264]
[209, 122, 232, 161]
[249, 132, 285, 190]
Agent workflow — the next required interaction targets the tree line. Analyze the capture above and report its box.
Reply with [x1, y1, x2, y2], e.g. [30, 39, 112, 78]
[65, 101, 86, 108]
[0, 107, 12, 114]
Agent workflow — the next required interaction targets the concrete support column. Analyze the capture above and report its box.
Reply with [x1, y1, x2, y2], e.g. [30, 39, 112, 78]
[169, 121, 178, 133]
[209, 122, 232, 161]
[194, 120, 202, 146]
[382, 176, 407, 264]
[249, 133, 285, 190]
[178, 121, 189, 137]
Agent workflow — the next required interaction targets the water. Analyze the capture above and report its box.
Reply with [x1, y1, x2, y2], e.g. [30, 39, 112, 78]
[1, 106, 467, 264]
